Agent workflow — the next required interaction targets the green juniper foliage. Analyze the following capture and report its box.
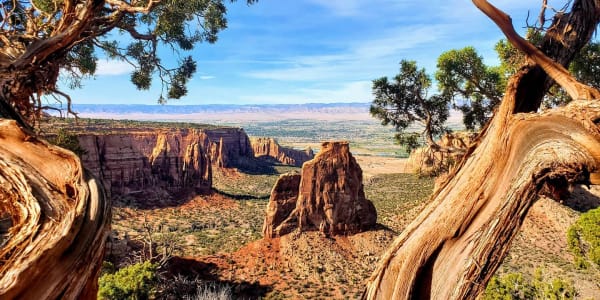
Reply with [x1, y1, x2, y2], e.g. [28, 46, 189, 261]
[484, 269, 577, 300]
[371, 35, 599, 149]
[370, 60, 450, 152]
[98, 261, 158, 300]
[0, 0, 257, 121]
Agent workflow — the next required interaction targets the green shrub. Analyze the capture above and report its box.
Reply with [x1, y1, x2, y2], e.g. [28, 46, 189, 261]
[484, 272, 534, 300]
[47, 128, 87, 156]
[567, 207, 600, 267]
[484, 270, 577, 300]
[98, 261, 158, 300]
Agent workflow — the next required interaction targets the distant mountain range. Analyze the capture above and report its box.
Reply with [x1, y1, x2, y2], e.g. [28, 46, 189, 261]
[62, 102, 463, 128]
[70, 102, 371, 115]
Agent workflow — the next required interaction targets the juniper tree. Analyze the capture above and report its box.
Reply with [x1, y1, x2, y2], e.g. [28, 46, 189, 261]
[370, 60, 450, 152]
[0, 0, 256, 126]
[365, 0, 600, 298]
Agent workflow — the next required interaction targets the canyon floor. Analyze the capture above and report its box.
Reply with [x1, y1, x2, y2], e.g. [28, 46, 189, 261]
[108, 153, 600, 299]
[62, 109, 599, 299]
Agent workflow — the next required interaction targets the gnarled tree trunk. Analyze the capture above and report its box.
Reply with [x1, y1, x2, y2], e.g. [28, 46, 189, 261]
[364, 0, 600, 299]
[0, 119, 111, 299]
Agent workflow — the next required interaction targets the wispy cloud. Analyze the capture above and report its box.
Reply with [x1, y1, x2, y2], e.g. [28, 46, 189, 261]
[243, 24, 447, 82]
[95, 60, 134, 76]
[63, 0, 559, 105]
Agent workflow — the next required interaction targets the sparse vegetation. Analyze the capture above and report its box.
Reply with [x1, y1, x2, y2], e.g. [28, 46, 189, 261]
[39, 116, 227, 135]
[567, 207, 600, 268]
[483, 269, 577, 300]
[187, 283, 232, 300]
[364, 173, 434, 232]
[98, 261, 158, 300]
[46, 128, 87, 157]
[212, 165, 299, 199]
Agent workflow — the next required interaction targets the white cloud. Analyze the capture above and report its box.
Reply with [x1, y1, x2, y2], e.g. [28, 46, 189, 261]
[95, 59, 134, 76]
[199, 75, 215, 80]
[244, 24, 446, 82]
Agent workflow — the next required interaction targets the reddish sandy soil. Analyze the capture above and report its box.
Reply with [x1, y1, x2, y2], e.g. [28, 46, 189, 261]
[131, 158, 600, 299]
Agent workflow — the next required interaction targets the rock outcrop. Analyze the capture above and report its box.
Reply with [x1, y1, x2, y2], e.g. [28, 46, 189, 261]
[205, 128, 253, 168]
[78, 129, 212, 196]
[250, 137, 314, 167]
[77, 127, 254, 197]
[264, 141, 377, 238]
[407, 131, 476, 176]
[0, 120, 110, 299]
[262, 172, 301, 238]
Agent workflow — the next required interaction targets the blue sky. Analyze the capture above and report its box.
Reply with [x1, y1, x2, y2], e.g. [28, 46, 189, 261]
[61, 0, 566, 105]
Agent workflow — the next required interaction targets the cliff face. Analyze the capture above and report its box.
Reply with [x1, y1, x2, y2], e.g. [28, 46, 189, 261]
[262, 172, 301, 238]
[264, 141, 377, 238]
[77, 127, 253, 197]
[206, 128, 253, 168]
[250, 137, 314, 167]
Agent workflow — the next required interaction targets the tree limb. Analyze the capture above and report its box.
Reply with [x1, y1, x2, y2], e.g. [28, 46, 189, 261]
[472, 0, 600, 101]
[105, 0, 161, 14]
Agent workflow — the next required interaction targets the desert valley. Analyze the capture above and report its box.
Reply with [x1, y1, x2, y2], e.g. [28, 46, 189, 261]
[31, 104, 600, 299]
[2, 1, 600, 300]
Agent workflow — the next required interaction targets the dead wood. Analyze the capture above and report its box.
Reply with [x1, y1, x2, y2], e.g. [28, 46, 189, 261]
[0, 120, 110, 299]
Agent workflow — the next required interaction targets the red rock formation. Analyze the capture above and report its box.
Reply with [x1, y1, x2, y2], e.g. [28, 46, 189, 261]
[262, 172, 301, 238]
[266, 141, 377, 237]
[78, 129, 212, 196]
[250, 137, 314, 167]
[76, 127, 254, 197]
[205, 128, 253, 168]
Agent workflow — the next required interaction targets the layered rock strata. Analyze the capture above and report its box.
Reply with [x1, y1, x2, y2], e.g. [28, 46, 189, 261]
[77, 127, 253, 196]
[264, 141, 377, 238]
[250, 137, 314, 167]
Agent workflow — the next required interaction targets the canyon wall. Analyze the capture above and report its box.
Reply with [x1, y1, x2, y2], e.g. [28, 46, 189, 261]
[250, 137, 314, 167]
[77, 127, 253, 196]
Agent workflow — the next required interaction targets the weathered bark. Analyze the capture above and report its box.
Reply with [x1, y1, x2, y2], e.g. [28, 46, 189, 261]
[0, 119, 111, 299]
[512, 0, 600, 112]
[364, 0, 600, 299]
[364, 98, 600, 299]
[0, 0, 107, 122]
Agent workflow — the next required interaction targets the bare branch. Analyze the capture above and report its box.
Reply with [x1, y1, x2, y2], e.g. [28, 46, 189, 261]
[50, 88, 78, 120]
[538, 0, 548, 29]
[121, 24, 155, 41]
